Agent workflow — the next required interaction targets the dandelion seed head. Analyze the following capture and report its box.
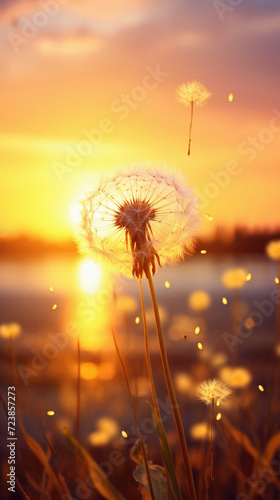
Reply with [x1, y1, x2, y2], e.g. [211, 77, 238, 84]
[266, 240, 280, 260]
[197, 379, 232, 405]
[222, 268, 247, 289]
[75, 164, 199, 278]
[175, 81, 212, 107]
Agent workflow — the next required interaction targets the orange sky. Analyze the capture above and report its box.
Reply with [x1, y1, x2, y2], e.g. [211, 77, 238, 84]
[0, 0, 280, 242]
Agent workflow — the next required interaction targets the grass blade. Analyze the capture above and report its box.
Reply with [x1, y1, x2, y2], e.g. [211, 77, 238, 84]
[149, 404, 183, 500]
[65, 430, 127, 500]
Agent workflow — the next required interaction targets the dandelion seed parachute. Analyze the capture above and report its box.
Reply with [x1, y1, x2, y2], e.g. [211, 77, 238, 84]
[175, 81, 212, 107]
[75, 164, 199, 278]
[197, 379, 232, 405]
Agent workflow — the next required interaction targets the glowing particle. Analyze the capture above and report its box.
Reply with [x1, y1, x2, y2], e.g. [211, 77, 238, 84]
[52, 304, 57, 310]
[222, 297, 228, 305]
[183, 334, 187, 340]
[216, 400, 220, 407]
[135, 316, 140, 324]
[195, 326, 200, 335]
[216, 412, 222, 421]
[47, 410, 55, 416]
[205, 214, 213, 221]
[121, 430, 128, 438]
[258, 385, 264, 392]
[228, 93, 233, 102]
[275, 277, 279, 284]
[201, 250, 207, 255]
[246, 273, 252, 282]
[49, 286, 54, 293]
[165, 281, 170, 289]
[198, 342, 203, 350]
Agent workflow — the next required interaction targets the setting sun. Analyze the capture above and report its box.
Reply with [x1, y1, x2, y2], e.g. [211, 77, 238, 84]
[78, 258, 102, 294]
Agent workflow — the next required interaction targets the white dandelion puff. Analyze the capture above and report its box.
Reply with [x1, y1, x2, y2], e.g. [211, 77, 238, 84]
[197, 379, 232, 405]
[75, 164, 199, 278]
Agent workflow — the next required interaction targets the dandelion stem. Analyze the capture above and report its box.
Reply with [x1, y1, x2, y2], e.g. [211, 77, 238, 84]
[74, 337, 81, 437]
[233, 288, 239, 360]
[146, 266, 197, 500]
[276, 261, 280, 341]
[188, 100, 194, 156]
[112, 329, 156, 500]
[210, 398, 214, 481]
[138, 278, 173, 500]
[138, 278, 160, 417]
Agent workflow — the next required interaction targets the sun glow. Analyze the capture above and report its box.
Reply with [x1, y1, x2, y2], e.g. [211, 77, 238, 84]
[78, 258, 102, 294]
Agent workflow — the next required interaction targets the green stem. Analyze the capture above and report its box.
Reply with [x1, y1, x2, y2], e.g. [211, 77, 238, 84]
[146, 266, 197, 500]
[188, 100, 194, 156]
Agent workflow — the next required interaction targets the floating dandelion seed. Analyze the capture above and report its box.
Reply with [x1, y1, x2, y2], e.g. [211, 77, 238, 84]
[195, 326, 200, 335]
[275, 277, 279, 284]
[165, 280, 170, 289]
[122, 430, 128, 438]
[175, 81, 211, 155]
[49, 286, 54, 292]
[52, 304, 57, 311]
[47, 410, 55, 416]
[228, 93, 234, 102]
[246, 273, 252, 282]
[75, 165, 198, 278]
[216, 413, 222, 421]
[198, 342, 203, 350]
[197, 379, 232, 406]
[258, 385, 264, 392]
[201, 249, 207, 255]
[222, 297, 228, 305]
[135, 316, 140, 324]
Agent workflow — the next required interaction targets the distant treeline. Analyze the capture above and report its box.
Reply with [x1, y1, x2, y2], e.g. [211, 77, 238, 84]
[0, 227, 280, 259]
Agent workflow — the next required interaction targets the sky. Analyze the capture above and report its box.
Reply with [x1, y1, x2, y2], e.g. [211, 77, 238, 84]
[0, 0, 280, 242]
